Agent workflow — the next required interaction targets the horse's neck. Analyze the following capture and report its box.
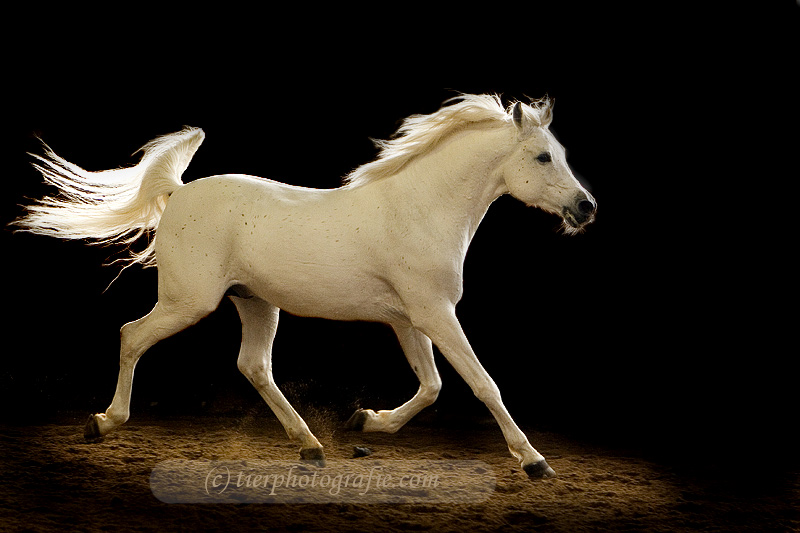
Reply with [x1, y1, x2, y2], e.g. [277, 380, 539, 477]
[372, 127, 511, 245]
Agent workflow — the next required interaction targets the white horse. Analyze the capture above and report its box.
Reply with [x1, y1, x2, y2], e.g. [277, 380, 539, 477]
[16, 94, 595, 478]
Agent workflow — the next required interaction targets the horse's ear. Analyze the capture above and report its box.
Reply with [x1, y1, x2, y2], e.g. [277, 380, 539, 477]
[511, 102, 524, 129]
[541, 98, 554, 126]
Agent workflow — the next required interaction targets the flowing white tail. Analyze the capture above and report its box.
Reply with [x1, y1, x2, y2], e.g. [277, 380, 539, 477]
[15, 127, 204, 267]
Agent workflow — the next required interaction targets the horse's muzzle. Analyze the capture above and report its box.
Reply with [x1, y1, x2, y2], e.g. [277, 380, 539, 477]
[562, 195, 597, 229]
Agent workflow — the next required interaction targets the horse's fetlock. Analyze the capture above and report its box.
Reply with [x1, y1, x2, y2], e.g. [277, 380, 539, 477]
[106, 410, 129, 426]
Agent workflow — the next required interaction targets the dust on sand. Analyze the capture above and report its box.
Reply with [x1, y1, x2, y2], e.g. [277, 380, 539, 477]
[1, 414, 798, 532]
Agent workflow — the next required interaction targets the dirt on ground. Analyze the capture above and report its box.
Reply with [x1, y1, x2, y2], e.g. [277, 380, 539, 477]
[1, 413, 798, 532]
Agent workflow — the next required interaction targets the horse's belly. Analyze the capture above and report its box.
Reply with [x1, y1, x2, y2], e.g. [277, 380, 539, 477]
[242, 262, 405, 323]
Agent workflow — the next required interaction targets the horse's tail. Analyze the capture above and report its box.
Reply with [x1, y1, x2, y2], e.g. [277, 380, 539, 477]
[14, 127, 205, 269]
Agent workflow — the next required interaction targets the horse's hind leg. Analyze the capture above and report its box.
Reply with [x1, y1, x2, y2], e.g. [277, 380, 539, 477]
[230, 296, 325, 465]
[345, 325, 442, 433]
[84, 299, 214, 441]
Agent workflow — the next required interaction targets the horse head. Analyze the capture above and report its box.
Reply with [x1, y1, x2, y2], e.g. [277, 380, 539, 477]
[501, 100, 596, 234]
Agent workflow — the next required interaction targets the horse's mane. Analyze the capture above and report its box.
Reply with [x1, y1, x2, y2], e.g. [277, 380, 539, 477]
[343, 93, 552, 188]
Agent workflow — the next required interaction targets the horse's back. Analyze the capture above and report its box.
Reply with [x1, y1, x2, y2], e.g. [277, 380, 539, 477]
[155, 175, 407, 322]
[156, 173, 337, 275]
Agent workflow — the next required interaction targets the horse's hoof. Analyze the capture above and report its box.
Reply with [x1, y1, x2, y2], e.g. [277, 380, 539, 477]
[300, 447, 326, 468]
[523, 459, 556, 479]
[344, 409, 368, 431]
[83, 414, 103, 442]
[353, 446, 373, 458]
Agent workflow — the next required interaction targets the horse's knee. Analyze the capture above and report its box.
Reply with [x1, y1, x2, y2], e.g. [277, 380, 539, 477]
[237, 358, 257, 378]
[420, 378, 442, 406]
[237, 358, 272, 387]
[472, 380, 501, 405]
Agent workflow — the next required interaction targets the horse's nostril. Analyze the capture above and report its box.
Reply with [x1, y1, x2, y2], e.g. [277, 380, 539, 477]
[578, 200, 595, 216]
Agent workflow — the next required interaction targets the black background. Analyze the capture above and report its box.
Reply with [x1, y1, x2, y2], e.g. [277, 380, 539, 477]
[3, 4, 796, 465]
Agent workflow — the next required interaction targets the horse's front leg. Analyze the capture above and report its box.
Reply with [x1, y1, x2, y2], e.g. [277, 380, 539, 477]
[346, 325, 442, 433]
[415, 304, 556, 479]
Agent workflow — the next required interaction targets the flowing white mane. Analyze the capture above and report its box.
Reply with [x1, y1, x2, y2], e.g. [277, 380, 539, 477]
[343, 94, 553, 188]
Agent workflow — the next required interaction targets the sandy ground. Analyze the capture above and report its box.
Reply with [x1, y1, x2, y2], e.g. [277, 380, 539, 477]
[1, 413, 798, 532]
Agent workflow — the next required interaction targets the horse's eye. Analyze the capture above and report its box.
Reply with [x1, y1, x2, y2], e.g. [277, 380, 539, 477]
[536, 152, 552, 164]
